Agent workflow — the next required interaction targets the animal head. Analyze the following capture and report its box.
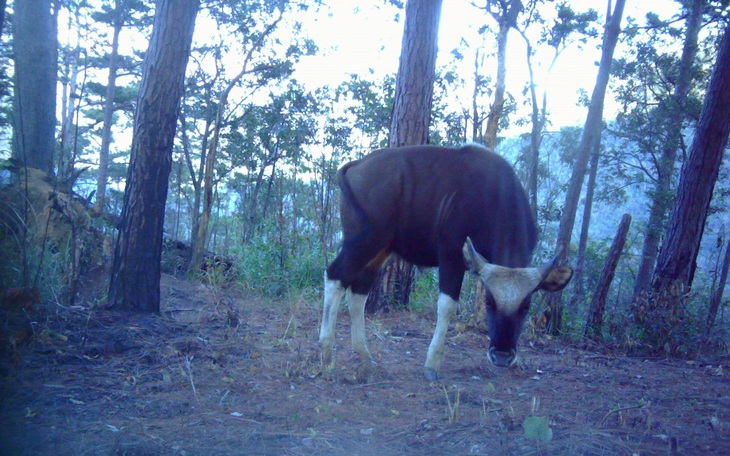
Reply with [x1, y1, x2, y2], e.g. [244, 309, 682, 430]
[462, 237, 572, 367]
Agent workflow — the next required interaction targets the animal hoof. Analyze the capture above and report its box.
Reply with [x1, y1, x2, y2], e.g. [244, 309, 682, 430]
[355, 361, 375, 384]
[423, 367, 440, 382]
[320, 353, 335, 373]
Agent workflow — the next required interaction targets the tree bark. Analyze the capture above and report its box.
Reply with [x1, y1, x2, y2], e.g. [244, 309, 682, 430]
[651, 21, 730, 293]
[95, 6, 124, 214]
[365, 0, 442, 313]
[109, 0, 199, 312]
[483, 0, 522, 149]
[585, 213, 631, 340]
[546, 0, 625, 335]
[58, 37, 81, 183]
[707, 230, 730, 331]
[0, 0, 7, 39]
[12, 0, 57, 175]
[631, 0, 703, 301]
[188, 10, 283, 274]
[570, 133, 601, 308]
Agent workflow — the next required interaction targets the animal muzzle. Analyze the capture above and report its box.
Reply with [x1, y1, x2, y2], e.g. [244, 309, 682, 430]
[488, 346, 517, 367]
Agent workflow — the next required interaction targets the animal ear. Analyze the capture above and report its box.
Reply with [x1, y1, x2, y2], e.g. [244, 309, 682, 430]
[462, 237, 487, 273]
[538, 266, 573, 292]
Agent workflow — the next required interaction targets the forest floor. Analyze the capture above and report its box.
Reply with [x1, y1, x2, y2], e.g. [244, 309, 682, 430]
[1, 273, 729, 456]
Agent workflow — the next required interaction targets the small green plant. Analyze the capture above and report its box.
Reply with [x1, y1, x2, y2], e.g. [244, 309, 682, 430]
[409, 269, 439, 313]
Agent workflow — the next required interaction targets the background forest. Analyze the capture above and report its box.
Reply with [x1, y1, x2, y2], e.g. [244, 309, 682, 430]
[2, 0, 730, 357]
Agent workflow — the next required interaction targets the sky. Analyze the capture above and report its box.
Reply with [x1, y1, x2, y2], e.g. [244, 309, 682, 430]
[294, 0, 683, 134]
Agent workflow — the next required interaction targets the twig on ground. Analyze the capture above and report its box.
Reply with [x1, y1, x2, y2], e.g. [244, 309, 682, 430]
[600, 404, 646, 426]
[282, 314, 295, 340]
[443, 385, 460, 424]
[185, 355, 199, 403]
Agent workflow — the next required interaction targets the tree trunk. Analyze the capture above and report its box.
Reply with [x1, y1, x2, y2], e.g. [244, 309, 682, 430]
[95, 11, 123, 214]
[188, 10, 283, 273]
[12, 0, 57, 175]
[109, 0, 199, 312]
[180, 104, 208, 254]
[523, 38, 548, 220]
[483, 0, 522, 149]
[570, 133, 601, 308]
[546, 0, 625, 335]
[471, 49, 483, 142]
[707, 229, 730, 331]
[189, 95, 226, 273]
[651, 21, 730, 293]
[0, 0, 7, 39]
[365, 0, 442, 313]
[585, 213, 631, 340]
[58, 40, 81, 183]
[631, 0, 703, 301]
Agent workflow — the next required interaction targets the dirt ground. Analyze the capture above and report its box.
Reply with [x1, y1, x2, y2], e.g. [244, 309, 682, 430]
[1, 274, 729, 455]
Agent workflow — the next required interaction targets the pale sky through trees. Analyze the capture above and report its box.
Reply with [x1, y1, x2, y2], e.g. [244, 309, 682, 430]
[51, 0, 683, 155]
[294, 0, 680, 135]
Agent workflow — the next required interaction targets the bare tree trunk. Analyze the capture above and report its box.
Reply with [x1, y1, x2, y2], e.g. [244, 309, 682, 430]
[651, 21, 730, 293]
[109, 0, 199, 312]
[523, 38, 548, 220]
[570, 134, 601, 308]
[0, 0, 7, 38]
[188, 10, 283, 274]
[12, 0, 57, 175]
[58, 41, 82, 183]
[707, 229, 730, 331]
[631, 0, 703, 300]
[585, 213, 631, 340]
[95, 11, 123, 214]
[180, 104, 208, 252]
[546, 0, 625, 335]
[365, 0, 442, 313]
[483, 0, 522, 149]
[471, 49, 484, 142]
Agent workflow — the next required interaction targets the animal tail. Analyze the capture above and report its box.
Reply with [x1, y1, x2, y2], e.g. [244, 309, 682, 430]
[337, 161, 373, 245]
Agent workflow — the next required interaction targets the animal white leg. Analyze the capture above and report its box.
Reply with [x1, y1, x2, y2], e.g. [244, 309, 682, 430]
[348, 290, 374, 382]
[320, 272, 345, 369]
[424, 293, 457, 381]
[347, 290, 372, 363]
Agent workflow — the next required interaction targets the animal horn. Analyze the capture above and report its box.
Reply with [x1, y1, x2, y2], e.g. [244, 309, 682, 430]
[538, 244, 565, 278]
[463, 236, 486, 273]
[465, 236, 477, 255]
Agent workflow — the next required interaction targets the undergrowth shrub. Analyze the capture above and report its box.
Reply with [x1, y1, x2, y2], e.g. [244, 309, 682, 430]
[605, 281, 727, 357]
[232, 235, 325, 298]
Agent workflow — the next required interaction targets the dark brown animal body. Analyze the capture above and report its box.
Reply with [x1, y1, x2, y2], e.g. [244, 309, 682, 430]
[319, 144, 571, 381]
